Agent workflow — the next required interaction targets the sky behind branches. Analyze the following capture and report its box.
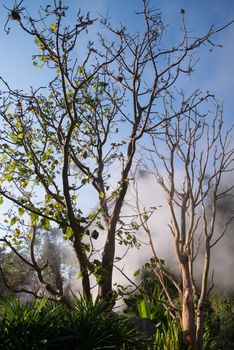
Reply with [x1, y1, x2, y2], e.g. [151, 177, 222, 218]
[0, 0, 233, 121]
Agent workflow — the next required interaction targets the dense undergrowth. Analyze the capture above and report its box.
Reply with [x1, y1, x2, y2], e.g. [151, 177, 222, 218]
[203, 294, 234, 350]
[0, 295, 150, 350]
[0, 291, 233, 349]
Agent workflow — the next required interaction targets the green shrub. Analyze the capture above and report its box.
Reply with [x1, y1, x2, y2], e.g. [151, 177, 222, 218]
[153, 314, 185, 350]
[50, 294, 150, 349]
[137, 285, 168, 327]
[203, 294, 234, 350]
[124, 286, 185, 350]
[0, 295, 150, 350]
[0, 296, 62, 349]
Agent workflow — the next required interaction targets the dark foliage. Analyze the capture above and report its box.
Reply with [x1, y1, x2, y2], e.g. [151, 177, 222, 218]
[0, 295, 150, 350]
[203, 294, 234, 350]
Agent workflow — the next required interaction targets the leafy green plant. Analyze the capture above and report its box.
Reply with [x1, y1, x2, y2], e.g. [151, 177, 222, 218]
[0, 295, 151, 349]
[125, 286, 185, 350]
[0, 296, 62, 349]
[137, 285, 167, 328]
[203, 294, 234, 350]
[51, 294, 150, 349]
[153, 314, 185, 350]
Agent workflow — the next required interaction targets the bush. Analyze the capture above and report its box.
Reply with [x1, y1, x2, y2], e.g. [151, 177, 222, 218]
[203, 294, 234, 350]
[124, 286, 185, 350]
[0, 296, 62, 349]
[0, 295, 150, 350]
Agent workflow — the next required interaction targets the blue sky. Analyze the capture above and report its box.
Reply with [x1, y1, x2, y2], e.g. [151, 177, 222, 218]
[0, 0, 233, 213]
[0, 0, 233, 124]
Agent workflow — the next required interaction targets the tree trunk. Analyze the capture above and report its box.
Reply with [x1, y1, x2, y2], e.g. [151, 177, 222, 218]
[181, 261, 197, 350]
[196, 302, 205, 350]
[98, 262, 113, 299]
[80, 263, 91, 299]
[196, 240, 211, 350]
[98, 227, 115, 299]
[73, 237, 91, 299]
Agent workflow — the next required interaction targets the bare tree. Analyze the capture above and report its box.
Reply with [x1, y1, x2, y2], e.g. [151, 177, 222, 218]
[0, 0, 231, 300]
[137, 99, 234, 349]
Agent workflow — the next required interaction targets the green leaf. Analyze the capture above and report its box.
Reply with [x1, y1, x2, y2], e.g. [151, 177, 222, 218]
[81, 178, 89, 185]
[28, 231, 33, 240]
[91, 230, 99, 240]
[137, 297, 151, 319]
[77, 271, 82, 280]
[77, 66, 84, 75]
[10, 217, 18, 226]
[64, 226, 73, 240]
[30, 212, 39, 226]
[50, 23, 57, 31]
[14, 228, 21, 237]
[4, 173, 14, 181]
[82, 150, 88, 159]
[159, 259, 165, 265]
[21, 180, 29, 188]
[0, 197, 4, 205]
[18, 207, 25, 216]
[17, 133, 24, 139]
[99, 192, 105, 199]
[6, 160, 15, 172]
[40, 217, 50, 229]
[2, 242, 7, 249]
[133, 269, 140, 277]
[34, 38, 41, 45]
[83, 243, 90, 252]
[45, 194, 53, 202]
